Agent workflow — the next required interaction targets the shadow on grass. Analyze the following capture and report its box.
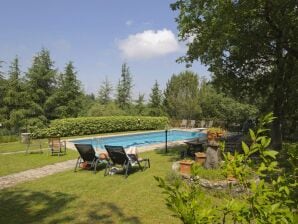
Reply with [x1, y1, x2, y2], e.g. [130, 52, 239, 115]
[0, 189, 76, 224]
[154, 146, 186, 162]
[87, 202, 141, 224]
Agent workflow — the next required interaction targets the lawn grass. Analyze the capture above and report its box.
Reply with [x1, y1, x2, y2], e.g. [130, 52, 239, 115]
[0, 139, 49, 153]
[0, 150, 78, 176]
[0, 149, 183, 224]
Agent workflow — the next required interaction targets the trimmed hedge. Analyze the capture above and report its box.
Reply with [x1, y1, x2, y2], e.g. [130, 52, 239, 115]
[33, 116, 169, 138]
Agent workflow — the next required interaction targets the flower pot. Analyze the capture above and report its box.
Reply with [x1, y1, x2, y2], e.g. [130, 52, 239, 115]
[207, 132, 217, 141]
[179, 160, 194, 174]
[217, 132, 223, 138]
[195, 152, 206, 165]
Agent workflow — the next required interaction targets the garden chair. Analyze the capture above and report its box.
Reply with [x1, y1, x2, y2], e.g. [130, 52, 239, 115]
[74, 144, 107, 173]
[104, 145, 150, 178]
[180, 119, 187, 128]
[189, 120, 196, 128]
[48, 137, 66, 156]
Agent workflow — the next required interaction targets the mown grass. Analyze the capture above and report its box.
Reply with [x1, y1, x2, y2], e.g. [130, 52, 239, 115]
[0, 150, 78, 176]
[0, 149, 183, 224]
[0, 139, 49, 153]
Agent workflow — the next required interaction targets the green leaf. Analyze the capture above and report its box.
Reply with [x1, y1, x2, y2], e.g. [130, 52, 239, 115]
[249, 129, 256, 141]
[257, 128, 269, 135]
[261, 137, 271, 148]
[263, 150, 278, 159]
[242, 141, 249, 155]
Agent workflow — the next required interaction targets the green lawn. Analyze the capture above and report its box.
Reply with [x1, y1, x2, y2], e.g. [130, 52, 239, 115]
[0, 150, 78, 176]
[0, 140, 49, 153]
[0, 149, 183, 224]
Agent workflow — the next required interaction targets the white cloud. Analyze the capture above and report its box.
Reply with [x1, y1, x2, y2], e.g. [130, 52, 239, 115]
[125, 20, 133, 26]
[118, 29, 180, 59]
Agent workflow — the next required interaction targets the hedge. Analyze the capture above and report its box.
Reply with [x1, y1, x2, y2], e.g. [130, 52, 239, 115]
[32, 116, 169, 138]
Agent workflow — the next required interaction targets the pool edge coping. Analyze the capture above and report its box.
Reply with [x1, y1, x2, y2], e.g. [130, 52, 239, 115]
[65, 128, 207, 153]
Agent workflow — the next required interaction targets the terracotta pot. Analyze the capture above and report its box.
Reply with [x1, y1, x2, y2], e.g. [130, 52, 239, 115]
[195, 152, 206, 165]
[179, 160, 194, 174]
[207, 132, 217, 141]
[217, 132, 223, 138]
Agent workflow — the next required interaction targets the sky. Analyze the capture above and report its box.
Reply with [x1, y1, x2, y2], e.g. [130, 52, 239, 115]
[0, 0, 210, 98]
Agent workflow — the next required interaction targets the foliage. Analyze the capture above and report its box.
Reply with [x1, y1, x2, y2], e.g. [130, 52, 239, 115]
[1, 57, 32, 133]
[87, 102, 126, 117]
[135, 93, 146, 115]
[116, 63, 133, 109]
[33, 116, 169, 138]
[149, 80, 164, 116]
[164, 70, 201, 119]
[25, 48, 57, 127]
[0, 135, 18, 143]
[171, 0, 298, 150]
[191, 163, 225, 180]
[199, 82, 258, 123]
[155, 113, 296, 223]
[98, 76, 113, 105]
[45, 61, 83, 119]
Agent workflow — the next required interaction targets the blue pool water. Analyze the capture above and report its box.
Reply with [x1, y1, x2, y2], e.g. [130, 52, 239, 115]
[71, 130, 206, 150]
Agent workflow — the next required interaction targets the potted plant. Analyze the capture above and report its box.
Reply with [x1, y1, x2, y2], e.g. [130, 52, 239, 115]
[179, 160, 194, 174]
[195, 152, 206, 165]
[207, 128, 218, 141]
[207, 127, 225, 139]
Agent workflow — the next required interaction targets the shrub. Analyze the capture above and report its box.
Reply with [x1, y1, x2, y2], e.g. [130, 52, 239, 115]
[155, 113, 296, 223]
[32, 116, 169, 138]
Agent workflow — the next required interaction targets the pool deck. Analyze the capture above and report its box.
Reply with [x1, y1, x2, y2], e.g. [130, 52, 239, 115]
[65, 128, 207, 153]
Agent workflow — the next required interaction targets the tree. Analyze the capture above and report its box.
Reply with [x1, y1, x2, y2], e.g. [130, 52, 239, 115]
[199, 81, 258, 125]
[87, 102, 125, 117]
[171, 0, 298, 149]
[25, 48, 57, 126]
[164, 71, 201, 119]
[135, 93, 146, 115]
[149, 81, 163, 116]
[116, 63, 133, 109]
[46, 62, 83, 118]
[98, 76, 113, 105]
[0, 60, 7, 124]
[2, 57, 31, 132]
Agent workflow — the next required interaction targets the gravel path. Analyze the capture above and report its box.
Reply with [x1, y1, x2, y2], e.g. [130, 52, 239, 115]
[0, 159, 77, 190]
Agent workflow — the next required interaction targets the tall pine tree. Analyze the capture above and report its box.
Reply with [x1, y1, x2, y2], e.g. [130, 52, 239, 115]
[46, 62, 83, 118]
[98, 76, 113, 105]
[116, 63, 133, 109]
[26, 48, 57, 126]
[149, 80, 163, 116]
[2, 57, 31, 132]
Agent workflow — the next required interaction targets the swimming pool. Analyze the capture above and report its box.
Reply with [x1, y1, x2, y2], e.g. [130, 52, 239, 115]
[71, 130, 206, 150]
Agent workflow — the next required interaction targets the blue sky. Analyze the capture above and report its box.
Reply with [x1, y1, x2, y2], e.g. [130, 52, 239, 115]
[0, 0, 210, 98]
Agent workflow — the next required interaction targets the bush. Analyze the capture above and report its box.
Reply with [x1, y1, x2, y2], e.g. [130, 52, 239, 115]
[32, 116, 169, 138]
[0, 135, 18, 143]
